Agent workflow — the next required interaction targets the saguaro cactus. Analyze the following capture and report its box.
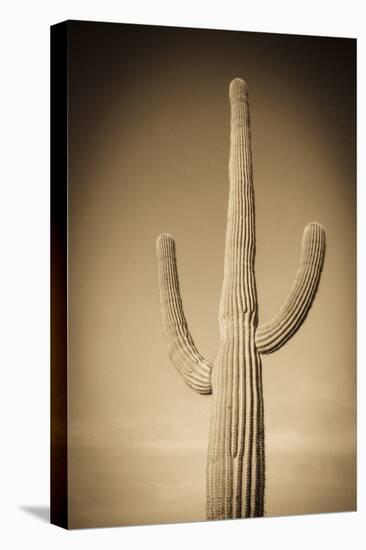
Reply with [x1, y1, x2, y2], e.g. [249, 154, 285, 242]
[156, 78, 326, 520]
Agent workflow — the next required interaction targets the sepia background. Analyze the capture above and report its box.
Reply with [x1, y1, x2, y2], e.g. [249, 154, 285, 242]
[67, 21, 356, 528]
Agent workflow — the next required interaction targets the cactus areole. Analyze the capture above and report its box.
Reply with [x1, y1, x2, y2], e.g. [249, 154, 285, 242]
[156, 78, 326, 520]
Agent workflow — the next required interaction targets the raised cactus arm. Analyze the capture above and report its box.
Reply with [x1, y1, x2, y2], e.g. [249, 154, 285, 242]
[156, 233, 213, 394]
[255, 222, 326, 354]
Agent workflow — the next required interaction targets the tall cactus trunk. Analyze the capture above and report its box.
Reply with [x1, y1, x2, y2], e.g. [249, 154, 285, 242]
[207, 323, 265, 519]
[207, 79, 264, 519]
[156, 77, 326, 521]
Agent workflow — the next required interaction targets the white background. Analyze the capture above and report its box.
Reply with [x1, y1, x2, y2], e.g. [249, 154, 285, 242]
[0, 0, 364, 548]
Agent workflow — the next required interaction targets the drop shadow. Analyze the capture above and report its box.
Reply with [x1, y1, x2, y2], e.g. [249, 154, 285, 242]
[20, 505, 49, 523]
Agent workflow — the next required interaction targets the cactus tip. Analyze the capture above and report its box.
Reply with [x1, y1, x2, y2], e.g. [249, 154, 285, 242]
[229, 77, 249, 98]
[306, 221, 326, 234]
[156, 233, 174, 251]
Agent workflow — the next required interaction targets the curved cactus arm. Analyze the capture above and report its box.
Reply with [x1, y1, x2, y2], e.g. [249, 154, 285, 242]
[156, 233, 213, 394]
[255, 222, 326, 354]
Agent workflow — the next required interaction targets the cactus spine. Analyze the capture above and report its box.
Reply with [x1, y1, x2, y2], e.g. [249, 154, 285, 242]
[156, 78, 326, 520]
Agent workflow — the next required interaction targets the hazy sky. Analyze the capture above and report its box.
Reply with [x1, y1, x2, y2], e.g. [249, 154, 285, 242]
[67, 21, 356, 528]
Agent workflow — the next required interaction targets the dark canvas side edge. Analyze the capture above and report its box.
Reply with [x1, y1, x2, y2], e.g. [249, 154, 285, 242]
[50, 20, 69, 530]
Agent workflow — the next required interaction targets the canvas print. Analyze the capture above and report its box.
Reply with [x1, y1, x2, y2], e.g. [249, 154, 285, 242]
[51, 20, 356, 529]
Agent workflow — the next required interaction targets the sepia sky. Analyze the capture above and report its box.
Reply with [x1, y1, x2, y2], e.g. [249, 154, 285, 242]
[67, 21, 356, 528]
